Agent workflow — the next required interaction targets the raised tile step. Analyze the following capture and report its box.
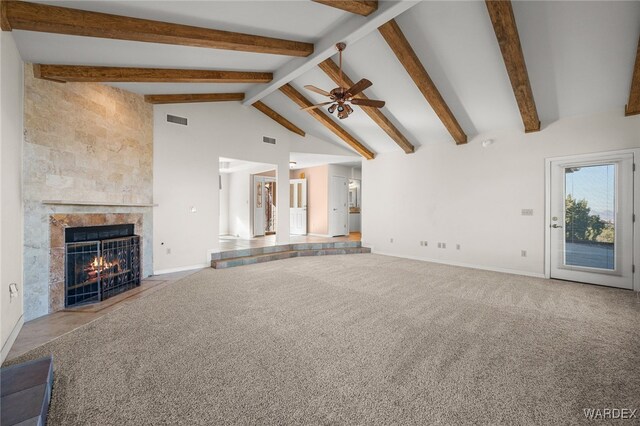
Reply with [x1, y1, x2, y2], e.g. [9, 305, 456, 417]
[211, 241, 362, 261]
[211, 246, 370, 269]
[212, 250, 298, 269]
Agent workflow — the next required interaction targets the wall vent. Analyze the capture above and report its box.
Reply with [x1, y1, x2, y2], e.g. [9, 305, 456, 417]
[263, 136, 276, 145]
[167, 114, 188, 126]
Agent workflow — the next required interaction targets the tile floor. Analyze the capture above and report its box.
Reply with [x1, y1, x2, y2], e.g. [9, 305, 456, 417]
[219, 232, 361, 251]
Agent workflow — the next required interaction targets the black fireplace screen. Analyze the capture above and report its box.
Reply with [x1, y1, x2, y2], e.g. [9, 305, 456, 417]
[65, 235, 141, 307]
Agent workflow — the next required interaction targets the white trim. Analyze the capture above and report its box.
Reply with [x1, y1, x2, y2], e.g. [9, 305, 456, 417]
[544, 148, 639, 291]
[372, 250, 546, 279]
[153, 263, 208, 275]
[1, 315, 24, 363]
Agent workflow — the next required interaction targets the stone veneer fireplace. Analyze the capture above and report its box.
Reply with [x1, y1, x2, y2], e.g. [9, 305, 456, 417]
[49, 214, 144, 312]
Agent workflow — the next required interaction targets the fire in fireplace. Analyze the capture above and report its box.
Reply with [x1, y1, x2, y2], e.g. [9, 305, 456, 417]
[65, 224, 141, 307]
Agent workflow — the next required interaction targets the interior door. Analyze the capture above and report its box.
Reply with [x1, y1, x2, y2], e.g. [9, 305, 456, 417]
[253, 176, 265, 237]
[549, 154, 634, 288]
[290, 179, 307, 235]
[329, 176, 348, 237]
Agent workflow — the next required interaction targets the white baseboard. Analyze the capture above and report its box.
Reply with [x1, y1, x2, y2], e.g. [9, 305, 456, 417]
[307, 233, 332, 238]
[153, 263, 209, 276]
[371, 250, 546, 279]
[1, 315, 24, 363]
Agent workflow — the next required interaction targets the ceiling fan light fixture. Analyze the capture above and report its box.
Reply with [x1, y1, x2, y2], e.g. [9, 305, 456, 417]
[302, 42, 385, 120]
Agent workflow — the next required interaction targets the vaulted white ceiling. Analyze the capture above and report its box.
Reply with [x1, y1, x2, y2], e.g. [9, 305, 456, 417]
[11, 1, 640, 155]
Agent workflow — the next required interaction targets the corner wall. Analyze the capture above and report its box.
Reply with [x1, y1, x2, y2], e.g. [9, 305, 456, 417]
[1, 32, 24, 362]
[363, 109, 640, 278]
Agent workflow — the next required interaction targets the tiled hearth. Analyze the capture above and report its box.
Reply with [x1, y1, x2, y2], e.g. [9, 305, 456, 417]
[49, 213, 144, 313]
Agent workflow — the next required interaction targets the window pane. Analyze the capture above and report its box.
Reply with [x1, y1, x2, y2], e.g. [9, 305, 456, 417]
[564, 164, 615, 270]
[290, 183, 294, 208]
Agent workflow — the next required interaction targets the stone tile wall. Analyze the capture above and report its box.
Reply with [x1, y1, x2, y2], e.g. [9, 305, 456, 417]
[23, 65, 153, 320]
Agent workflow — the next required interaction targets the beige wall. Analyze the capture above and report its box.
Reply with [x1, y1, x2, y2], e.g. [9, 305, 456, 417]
[291, 165, 329, 236]
[23, 64, 154, 320]
[1, 32, 24, 362]
[23, 65, 153, 204]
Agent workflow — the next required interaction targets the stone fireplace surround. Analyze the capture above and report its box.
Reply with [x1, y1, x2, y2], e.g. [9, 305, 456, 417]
[24, 203, 153, 322]
[49, 213, 144, 313]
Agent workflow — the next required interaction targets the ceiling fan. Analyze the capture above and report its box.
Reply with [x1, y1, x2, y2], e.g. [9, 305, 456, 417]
[303, 42, 385, 119]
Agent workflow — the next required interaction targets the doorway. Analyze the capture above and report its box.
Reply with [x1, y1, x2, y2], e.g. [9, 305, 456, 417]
[546, 151, 636, 289]
[290, 178, 307, 235]
[218, 157, 277, 241]
[253, 175, 277, 237]
[329, 175, 348, 237]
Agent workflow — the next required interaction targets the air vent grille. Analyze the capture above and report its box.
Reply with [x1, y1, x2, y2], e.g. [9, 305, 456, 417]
[167, 114, 188, 126]
[263, 136, 276, 145]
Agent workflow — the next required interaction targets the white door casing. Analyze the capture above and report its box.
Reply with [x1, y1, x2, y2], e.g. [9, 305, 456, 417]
[290, 179, 307, 235]
[253, 176, 265, 237]
[329, 176, 348, 237]
[548, 152, 634, 289]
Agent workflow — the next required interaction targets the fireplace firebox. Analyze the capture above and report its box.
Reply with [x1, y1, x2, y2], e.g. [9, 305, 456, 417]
[65, 224, 141, 307]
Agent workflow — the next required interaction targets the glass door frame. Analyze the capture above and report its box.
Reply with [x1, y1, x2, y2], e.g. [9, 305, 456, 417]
[544, 149, 638, 291]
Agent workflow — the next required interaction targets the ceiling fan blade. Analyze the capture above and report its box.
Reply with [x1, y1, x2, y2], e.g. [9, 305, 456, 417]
[304, 85, 331, 97]
[345, 79, 372, 97]
[301, 101, 333, 111]
[351, 98, 385, 108]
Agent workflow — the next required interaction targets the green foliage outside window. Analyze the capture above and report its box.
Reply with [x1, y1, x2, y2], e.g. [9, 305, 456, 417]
[565, 194, 613, 244]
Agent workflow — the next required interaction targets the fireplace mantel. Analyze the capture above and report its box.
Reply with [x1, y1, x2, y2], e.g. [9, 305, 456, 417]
[42, 200, 158, 207]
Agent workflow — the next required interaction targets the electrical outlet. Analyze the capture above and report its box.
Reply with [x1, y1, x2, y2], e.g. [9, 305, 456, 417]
[456, 244, 460, 250]
[167, 248, 171, 255]
[423, 241, 428, 247]
[521, 209, 534, 216]
[419, 241, 424, 246]
[390, 238, 394, 243]
[521, 250, 527, 257]
[442, 243, 447, 249]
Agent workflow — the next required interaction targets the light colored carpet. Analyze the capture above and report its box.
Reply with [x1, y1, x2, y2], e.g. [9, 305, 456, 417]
[6, 254, 640, 425]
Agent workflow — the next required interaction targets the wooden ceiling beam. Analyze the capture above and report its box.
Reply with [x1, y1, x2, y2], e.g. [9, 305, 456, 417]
[378, 19, 467, 145]
[318, 58, 414, 153]
[144, 93, 245, 104]
[243, 1, 417, 106]
[486, 0, 540, 132]
[252, 101, 306, 137]
[33, 64, 272, 83]
[312, 1, 378, 17]
[279, 84, 375, 159]
[625, 36, 640, 116]
[0, 0, 313, 57]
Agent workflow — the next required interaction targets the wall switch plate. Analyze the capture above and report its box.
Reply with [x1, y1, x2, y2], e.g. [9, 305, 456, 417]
[167, 248, 171, 254]
[442, 243, 446, 249]
[521, 250, 527, 257]
[456, 244, 460, 250]
[390, 238, 394, 243]
[521, 209, 534, 216]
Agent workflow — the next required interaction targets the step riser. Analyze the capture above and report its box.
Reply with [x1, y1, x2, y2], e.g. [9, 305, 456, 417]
[211, 245, 292, 261]
[211, 241, 361, 261]
[212, 247, 370, 269]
